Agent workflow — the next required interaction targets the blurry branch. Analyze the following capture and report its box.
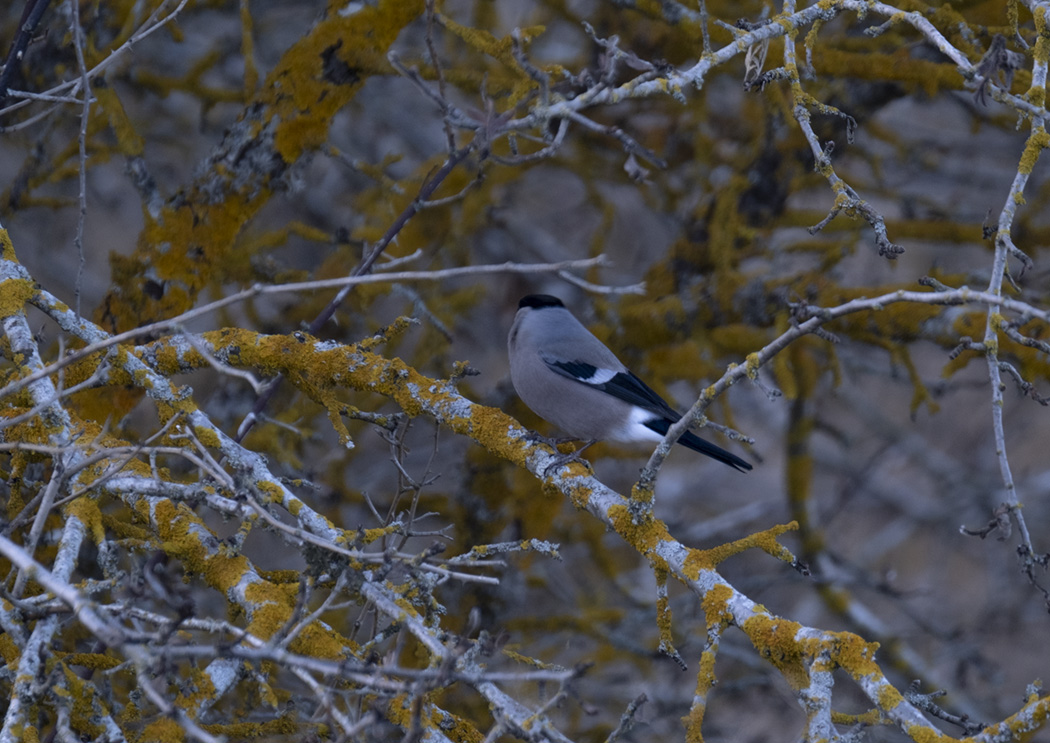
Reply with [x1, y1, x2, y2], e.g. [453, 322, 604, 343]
[639, 283, 1050, 484]
[0, 231, 588, 739]
[0, 248, 614, 403]
[343, 353, 1050, 741]
[148, 318, 1043, 742]
[605, 693, 648, 743]
[0, 531, 574, 738]
[0, 0, 191, 126]
[976, 8, 1049, 598]
[556, 270, 645, 295]
[178, 327, 267, 394]
[232, 139, 478, 442]
[906, 681, 986, 736]
[0, 526, 133, 741]
[69, 0, 90, 316]
[0, 0, 54, 110]
[424, 0, 455, 150]
[770, 10, 905, 260]
[4, 225, 1050, 739]
[379, 1, 1043, 270]
[3, 0, 1050, 737]
[86, 1, 431, 338]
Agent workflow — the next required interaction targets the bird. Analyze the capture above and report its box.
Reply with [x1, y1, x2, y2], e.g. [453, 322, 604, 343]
[507, 294, 752, 472]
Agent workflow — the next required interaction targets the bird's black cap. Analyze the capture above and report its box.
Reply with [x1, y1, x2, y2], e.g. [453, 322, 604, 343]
[519, 294, 565, 310]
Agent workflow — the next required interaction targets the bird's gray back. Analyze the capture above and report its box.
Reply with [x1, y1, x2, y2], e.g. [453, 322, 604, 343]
[511, 307, 623, 370]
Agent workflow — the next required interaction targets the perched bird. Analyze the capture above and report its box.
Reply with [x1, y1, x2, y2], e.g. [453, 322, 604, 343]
[508, 294, 751, 472]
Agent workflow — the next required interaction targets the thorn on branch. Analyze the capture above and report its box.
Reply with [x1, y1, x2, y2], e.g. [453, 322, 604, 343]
[748, 373, 783, 402]
[808, 204, 841, 236]
[1015, 544, 1050, 613]
[1008, 244, 1034, 279]
[734, 18, 765, 32]
[917, 276, 955, 293]
[997, 360, 1050, 406]
[959, 502, 1012, 541]
[865, 18, 899, 38]
[567, 111, 667, 168]
[788, 299, 830, 325]
[605, 693, 648, 743]
[1001, 320, 1050, 357]
[819, 139, 835, 166]
[511, 28, 550, 107]
[448, 361, 480, 385]
[905, 680, 986, 735]
[660, 642, 688, 671]
[695, 419, 755, 447]
[948, 337, 984, 361]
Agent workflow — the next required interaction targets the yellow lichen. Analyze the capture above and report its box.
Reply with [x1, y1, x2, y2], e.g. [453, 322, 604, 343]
[64, 498, 105, 545]
[0, 278, 36, 318]
[0, 229, 17, 262]
[684, 522, 799, 576]
[1018, 127, 1050, 176]
[606, 504, 672, 569]
[191, 423, 222, 449]
[700, 583, 735, 629]
[741, 613, 807, 689]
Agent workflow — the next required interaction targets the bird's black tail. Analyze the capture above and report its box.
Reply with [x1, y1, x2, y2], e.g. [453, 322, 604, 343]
[645, 419, 752, 472]
[679, 430, 752, 472]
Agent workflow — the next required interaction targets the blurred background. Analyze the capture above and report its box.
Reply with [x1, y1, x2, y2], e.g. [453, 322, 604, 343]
[1, 0, 1048, 740]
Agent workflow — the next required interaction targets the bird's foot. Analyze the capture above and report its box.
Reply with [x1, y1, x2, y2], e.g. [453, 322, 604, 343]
[541, 439, 596, 477]
[522, 430, 575, 447]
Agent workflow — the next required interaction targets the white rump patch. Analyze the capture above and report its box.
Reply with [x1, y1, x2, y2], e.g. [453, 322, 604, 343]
[608, 407, 664, 443]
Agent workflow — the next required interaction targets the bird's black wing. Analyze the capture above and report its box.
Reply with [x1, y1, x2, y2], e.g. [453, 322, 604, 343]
[545, 357, 753, 472]
[543, 358, 679, 420]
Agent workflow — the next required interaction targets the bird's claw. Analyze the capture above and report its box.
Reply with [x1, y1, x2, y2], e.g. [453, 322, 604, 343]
[540, 439, 596, 477]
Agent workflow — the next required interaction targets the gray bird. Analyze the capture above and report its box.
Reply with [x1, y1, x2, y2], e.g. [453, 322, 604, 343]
[508, 294, 752, 472]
